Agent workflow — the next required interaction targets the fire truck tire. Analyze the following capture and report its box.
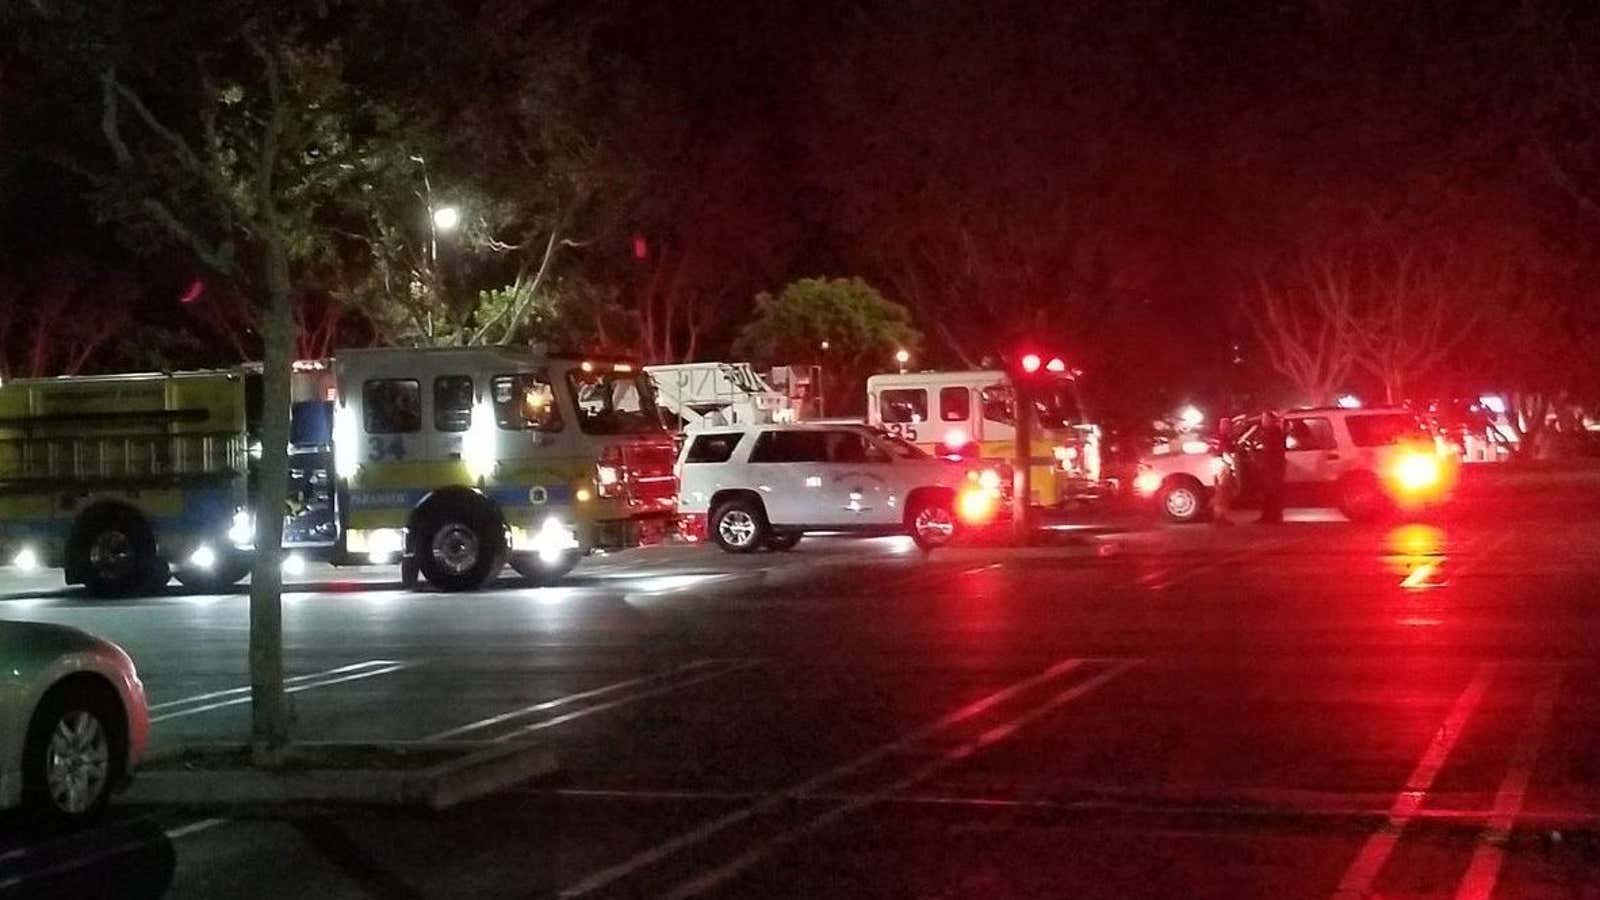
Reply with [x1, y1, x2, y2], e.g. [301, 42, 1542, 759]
[511, 551, 582, 585]
[711, 497, 768, 553]
[765, 531, 802, 551]
[71, 509, 162, 598]
[174, 556, 251, 592]
[416, 504, 505, 592]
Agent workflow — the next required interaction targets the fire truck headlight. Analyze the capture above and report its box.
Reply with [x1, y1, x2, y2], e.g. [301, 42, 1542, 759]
[188, 544, 218, 571]
[530, 517, 580, 564]
[596, 465, 621, 487]
[367, 528, 404, 565]
[229, 510, 255, 548]
[12, 546, 40, 572]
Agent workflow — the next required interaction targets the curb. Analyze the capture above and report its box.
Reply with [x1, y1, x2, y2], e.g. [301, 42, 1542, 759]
[122, 740, 557, 810]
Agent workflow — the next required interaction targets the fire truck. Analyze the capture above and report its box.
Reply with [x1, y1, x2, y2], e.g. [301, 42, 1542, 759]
[865, 369, 1104, 507]
[0, 370, 256, 596]
[329, 347, 677, 591]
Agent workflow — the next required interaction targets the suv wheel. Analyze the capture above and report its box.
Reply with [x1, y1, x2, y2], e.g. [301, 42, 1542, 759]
[1158, 477, 1208, 524]
[765, 530, 802, 552]
[1338, 473, 1391, 523]
[909, 496, 957, 550]
[712, 498, 768, 553]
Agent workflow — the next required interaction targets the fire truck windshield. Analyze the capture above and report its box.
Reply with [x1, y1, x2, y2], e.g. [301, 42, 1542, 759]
[566, 369, 665, 435]
[980, 383, 1083, 430]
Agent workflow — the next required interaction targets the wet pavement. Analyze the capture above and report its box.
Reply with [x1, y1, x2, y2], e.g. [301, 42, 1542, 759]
[3, 479, 1600, 899]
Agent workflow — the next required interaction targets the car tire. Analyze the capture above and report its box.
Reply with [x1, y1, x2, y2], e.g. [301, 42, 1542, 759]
[511, 550, 583, 585]
[711, 497, 768, 553]
[71, 510, 163, 598]
[416, 504, 505, 592]
[908, 495, 957, 550]
[1338, 473, 1391, 523]
[22, 681, 125, 829]
[1158, 477, 1209, 524]
[765, 530, 802, 552]
[173, 555, 251, 592]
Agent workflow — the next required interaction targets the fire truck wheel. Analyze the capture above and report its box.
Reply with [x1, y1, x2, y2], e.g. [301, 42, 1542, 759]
[711, 497, 768, 553]
[416, 506, 505, 592]
[174, 556, 251, 592]
[71, 510, 161, 598]
[510, 551, 582, 585]
[765, 531, 802, 551]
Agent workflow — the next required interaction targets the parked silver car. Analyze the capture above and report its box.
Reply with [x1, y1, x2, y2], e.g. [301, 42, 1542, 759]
[1, 621, 149, 825]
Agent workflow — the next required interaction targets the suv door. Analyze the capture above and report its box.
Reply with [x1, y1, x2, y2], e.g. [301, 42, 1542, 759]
[1282, 416, 1338, 484]
[822, 430, 897, 526]
[746, 430, 830, 526]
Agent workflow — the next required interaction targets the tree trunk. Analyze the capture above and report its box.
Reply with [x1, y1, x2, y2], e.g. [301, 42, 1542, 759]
[249, 237, 294, 762]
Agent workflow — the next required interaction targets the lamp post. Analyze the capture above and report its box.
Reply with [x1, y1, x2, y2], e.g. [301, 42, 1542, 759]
[895, 348, 910, 373]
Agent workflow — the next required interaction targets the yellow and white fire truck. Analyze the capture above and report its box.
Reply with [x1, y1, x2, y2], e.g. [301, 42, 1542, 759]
[866, 369, 1104, 506]
[330, 346, 678, 591]
[0, 370, 256, 596]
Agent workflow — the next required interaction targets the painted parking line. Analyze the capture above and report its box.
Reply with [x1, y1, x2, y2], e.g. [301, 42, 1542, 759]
[0, 815, 228, 893]
[423, 659, 756, 743]
[1140, 535, 1313, 592]
[151, 660, 410, 723]
[659, 659, 1143, 900]
[1331, 662, 1499, 900]
[1454, 671, 1563, 900]
[557, 656, 1103, 898]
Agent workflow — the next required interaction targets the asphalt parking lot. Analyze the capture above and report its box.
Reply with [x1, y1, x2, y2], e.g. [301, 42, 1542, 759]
[4, 474, 1600, 899]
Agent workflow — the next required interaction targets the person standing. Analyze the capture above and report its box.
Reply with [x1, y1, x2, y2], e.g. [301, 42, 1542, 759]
[1257, 411, 1287, 524]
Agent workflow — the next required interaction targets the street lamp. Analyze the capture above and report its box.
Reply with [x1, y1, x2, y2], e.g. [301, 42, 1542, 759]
[895, 348, 910, 373]
[431, 205, 461, 233]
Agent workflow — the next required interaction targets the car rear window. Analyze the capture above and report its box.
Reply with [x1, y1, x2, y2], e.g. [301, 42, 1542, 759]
[1345, 413, 1429, 447]
[685, 432, 743, 464]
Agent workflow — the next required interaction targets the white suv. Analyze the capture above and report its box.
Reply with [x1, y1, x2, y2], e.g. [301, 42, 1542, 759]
[1133, 407, 1455, 522]
[676, 424, 983, 552]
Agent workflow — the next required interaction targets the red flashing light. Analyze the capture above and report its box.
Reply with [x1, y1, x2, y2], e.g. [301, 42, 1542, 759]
[1046, 357, 1067, 373]
[1021, 353, 1042, 374]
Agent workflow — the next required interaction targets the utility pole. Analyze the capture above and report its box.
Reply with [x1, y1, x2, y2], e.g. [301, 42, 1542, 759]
[1012, 371, 1033, 541]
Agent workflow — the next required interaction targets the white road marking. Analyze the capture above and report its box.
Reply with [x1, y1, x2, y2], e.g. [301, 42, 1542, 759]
[1401, 562, 1443, 590]
[557, 655, 1096, 898]
[423, 660, 729, 741]
[489, 661, 757, 743]
[1332, 662, 1498, 900]
[151, 661, 410, 723]
[163, 816, 229, 840]
[149, 660, 400, 711]
[661, 660, 1143, 900]
[1454, 671, 1563, 900]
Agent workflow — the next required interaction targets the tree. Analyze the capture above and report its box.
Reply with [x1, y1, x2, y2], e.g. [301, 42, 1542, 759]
[733, 277, 920, 414]
[1248, 252, 1362, 407]
[15, 0, 389, 759]
[0, 258, 135, 378]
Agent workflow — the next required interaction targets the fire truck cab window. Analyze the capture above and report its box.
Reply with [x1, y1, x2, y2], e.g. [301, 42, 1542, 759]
[981, 385, 1015, 424]
[880, 389, 927, 424]
[492, 373, 563, 432]
[433, 376, 474, 433]
[363, 379, 421, 434]
[940, 387, 971, 422]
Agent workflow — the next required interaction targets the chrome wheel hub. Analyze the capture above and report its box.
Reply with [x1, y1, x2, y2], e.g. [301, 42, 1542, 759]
[914, 507, 955, 544]
[1165, 488, 1199, 520]
[432, 524, 481, 575]
[718, 510, 758, 548]
[46, 710, 110, 815]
